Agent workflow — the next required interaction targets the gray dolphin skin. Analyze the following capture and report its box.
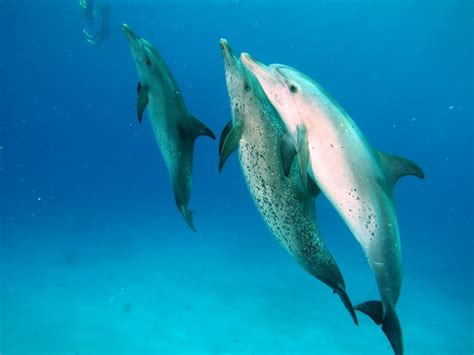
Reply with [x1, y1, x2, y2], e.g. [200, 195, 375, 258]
[241, 53, 424, 355]
[122, 24, 215, 231]
[218, 39, 357, 325]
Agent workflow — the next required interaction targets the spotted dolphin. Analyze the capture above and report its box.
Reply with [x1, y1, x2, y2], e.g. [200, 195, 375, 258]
[242, 53, 424, 355]
[219, 40, 357, 324]
[122, 24, 215, 230]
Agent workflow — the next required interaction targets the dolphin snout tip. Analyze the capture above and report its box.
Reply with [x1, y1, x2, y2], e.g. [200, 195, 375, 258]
[219, 39, 237, 61]
[240, 52, 256, 67]
[219, 38, 228, 51]
[122, 23, 136, 41]
[240, 52, 250, 61]
[219, 38, 228, 46]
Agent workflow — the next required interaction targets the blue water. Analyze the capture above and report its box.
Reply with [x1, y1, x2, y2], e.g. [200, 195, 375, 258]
[1, 1, 472, 354]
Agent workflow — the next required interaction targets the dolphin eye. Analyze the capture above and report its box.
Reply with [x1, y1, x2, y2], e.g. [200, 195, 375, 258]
[244, 82, 250, 92]
[289, 84, 298, 93]
[146, 57, 151, 66]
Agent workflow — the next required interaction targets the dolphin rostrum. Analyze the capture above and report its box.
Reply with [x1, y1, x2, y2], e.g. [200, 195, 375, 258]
[242, 53, 424, 355]
[122, 24, 215, 231]
[219, 39, 357, 325]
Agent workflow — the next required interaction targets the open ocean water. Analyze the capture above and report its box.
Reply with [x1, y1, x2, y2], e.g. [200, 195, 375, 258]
[1, 0, 472, 354]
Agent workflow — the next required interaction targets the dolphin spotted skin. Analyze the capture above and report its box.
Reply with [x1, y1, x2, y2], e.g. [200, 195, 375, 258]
[122, 24, 215, 231]
[219, 39, 357, 325]
[242, 53, 424, 355]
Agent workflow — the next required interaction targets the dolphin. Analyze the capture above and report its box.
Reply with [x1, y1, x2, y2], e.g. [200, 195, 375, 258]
[241, 53, 424, 355]
[122, 24, 215, 231]
[219, 39, 357, 325]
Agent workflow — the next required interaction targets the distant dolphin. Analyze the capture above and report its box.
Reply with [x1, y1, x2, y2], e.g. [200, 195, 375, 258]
[242, 53, 424, 355]
[219, 39, 357, 324]
[122, 24, 215, 230]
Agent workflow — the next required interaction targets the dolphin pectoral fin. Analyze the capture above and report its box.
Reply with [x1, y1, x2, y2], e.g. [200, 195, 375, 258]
[280, 132, 297, 177]
[334, 286, 358, 325]
[378, 151, 425, 185]
[307, 175, 321, 197]
[218, 121, 243, 172]
[189, 115, 216, 140]
[219, 120, 233, 156]
[355, 301, 403, 355]
[296, 124, 309, 187]
[137, 86, 149, 123]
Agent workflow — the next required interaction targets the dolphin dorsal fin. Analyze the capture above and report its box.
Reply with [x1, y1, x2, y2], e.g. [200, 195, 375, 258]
[378, 151, 425, 186]
[177, 115, 215, 146]
[218, 120, 243, 172]
[190, 115, 216, 140]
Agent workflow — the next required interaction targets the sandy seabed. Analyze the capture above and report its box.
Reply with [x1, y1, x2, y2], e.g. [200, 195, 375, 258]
[1, 220, 472, 355]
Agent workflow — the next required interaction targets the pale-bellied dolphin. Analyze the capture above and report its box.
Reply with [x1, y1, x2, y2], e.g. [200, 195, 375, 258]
[242, 53, 424, 355]
[122, 24, 215, 231]
[219, 39, 357, 324]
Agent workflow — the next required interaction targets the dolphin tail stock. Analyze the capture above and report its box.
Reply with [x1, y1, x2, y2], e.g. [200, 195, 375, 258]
[355, 300, 403, 355]
[333, 285, 359, 326]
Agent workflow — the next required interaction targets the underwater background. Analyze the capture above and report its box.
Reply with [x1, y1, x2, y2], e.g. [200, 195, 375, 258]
[1, 0, 472, 354]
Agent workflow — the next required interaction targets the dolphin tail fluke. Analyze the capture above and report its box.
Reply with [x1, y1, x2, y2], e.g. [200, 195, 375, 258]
[333, 286, 359, 325]
[382, 305, 403, 355]
[355, 300, 403, 355]
[179, 205, 196, 232]
[355, 300, 384, 324]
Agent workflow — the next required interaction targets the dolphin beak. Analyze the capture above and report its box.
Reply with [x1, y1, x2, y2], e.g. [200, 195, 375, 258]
[219, 38, 231, 57]
[219, 38, 229, 51]
[219, 38, 239, 67]
[219, 38, 237, 64]
[122, 23, 137, 43]
[240, 52, 271, 82]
